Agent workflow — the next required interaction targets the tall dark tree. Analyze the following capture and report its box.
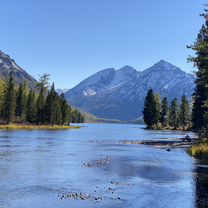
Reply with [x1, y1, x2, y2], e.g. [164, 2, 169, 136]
[3, 72, 16, 124]
[44, 83, 62, 125]
[16, 82, 28, 122]
[143, 89, 157, 127]
[60, 93, 70, 125]
[179, 95, 190, 130]
[155, 93, 161, 127]
[188, 9, 208, 131]
[26, 89, 36, 123]
[44, 82, 56, 125]
[169, 98, 179, 129]
[161, 97, 169, 127]
[36, 74, 50, 124]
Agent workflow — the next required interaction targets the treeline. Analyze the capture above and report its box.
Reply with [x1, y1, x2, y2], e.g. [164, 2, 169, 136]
[0, 73, 84, 125]
[143, 89, 190, 130]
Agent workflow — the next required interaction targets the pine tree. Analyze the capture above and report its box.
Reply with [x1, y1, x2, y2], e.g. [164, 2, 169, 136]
[44, 82, 56, 125]
[36, 74, 50, 124]
[188, 10, 208, 131]
[44, 83, 62, 125]
[161, 97, 169, 127]
[169, 98, 179, 129]
[16, 82, 27, 122]
[179, 95, 190, 130]
[0, 79, 5, 118]
[143, 89, 157, 127]
[26, 89, 36, 123]
[60, 93, 70, 125]
[54, 96, 62, 125]
[155, 93, 161, 127]
[3, 72, 16, 124]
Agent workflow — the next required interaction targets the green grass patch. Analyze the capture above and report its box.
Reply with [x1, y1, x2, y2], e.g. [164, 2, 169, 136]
[0, 124, 81, 130]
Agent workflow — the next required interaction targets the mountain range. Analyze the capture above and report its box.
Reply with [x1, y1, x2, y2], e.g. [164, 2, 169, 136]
[0, 50, 37, 88]
[0, 50, 195, 121]
[64, 60, 195, 121]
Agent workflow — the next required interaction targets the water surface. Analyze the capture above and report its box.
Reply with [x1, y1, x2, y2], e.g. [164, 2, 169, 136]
[0, 124, 206, 208]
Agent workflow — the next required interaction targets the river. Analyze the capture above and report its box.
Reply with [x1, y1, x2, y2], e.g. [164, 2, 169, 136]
[0, 124, 207, 208]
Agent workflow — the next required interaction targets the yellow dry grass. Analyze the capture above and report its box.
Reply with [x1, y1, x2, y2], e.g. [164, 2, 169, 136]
[0, 124, 81, 130]
[189, 143, 208, 159]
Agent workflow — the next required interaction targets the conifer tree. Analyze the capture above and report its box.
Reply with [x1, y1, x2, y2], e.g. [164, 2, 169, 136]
[26, 89, 36, 123]
[169, 98, 179, 129]
[60, 93, 70, 125]
[36, 74, 50, 124]
[155, 93, 161, 127]
[188, 9, 208, 131]
[44, 82, 56, 125]
[161, 97, 169, 127]
[54, 96, 62, 125]
[16, 82, 27, 122]
[143, 89, 157, 127]
[179, 95, 190, 130]
[0, 79, 5, 117]
[3, 72, 16, 124]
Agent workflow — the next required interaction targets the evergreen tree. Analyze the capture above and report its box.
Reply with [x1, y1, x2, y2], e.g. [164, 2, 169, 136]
[44, 82, 56, 125]
[155, 93, 161, 127]
[36, 74, 50, 124]
[143, 89, 157, 127]
[54, 96, 62, 125]
[0, 79, 5, 118]
[60, 93, 70, 125]
[26, 89, 36, 123]
[3, 72, 16, 124]
[161, 97, 169, 127]
[44, 83, 62, 125]
[179, 95, 190, 130]
[188, 10, 208, 131]
[169, 98, 179, 129]
[16, 82, 27, 122]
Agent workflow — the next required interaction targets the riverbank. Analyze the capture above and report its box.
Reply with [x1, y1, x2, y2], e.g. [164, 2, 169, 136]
[123, 137, 198, 149]
[0, 124, 81, 130]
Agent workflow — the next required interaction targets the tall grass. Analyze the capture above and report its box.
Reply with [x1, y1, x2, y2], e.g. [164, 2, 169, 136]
[189, 143, 208, 159]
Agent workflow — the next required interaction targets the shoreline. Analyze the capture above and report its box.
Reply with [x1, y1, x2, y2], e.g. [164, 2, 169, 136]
[0, 124, 81, 130]
[123, 137, 199, 149]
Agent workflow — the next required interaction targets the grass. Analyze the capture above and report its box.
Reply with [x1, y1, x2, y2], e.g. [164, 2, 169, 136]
[0, 124, 81, 130]
[188, 142, 208, 159]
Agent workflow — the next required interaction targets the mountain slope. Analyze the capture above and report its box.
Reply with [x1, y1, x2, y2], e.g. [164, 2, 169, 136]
[65, 60, 195, 121]
[0, 50, 37, 88]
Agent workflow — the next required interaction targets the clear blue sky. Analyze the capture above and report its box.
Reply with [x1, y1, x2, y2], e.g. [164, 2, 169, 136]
[0, 0, 205, 88]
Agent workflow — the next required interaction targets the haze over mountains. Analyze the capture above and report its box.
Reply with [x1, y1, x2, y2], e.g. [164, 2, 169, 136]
[65, 60, 195, 121]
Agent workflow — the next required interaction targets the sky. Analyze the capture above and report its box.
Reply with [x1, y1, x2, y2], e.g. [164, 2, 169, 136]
[0, 0, 205, 88]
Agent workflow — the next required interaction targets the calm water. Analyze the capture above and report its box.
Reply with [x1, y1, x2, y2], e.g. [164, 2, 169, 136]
[0, 124, 206, 208]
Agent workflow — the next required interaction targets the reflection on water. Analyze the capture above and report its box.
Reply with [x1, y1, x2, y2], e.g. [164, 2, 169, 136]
[194, 163, 208, 208]
[0, 124, 206, 208]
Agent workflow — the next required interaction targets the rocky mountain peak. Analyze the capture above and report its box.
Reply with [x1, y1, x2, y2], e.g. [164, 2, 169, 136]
[0, 50, 37, 88]
[65, 60, 195, 121]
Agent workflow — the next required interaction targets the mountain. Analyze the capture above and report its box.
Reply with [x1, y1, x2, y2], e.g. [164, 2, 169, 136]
[56, 89, 70, 95]
[0, 50, 37, 88]
[65, 60, 195, 121]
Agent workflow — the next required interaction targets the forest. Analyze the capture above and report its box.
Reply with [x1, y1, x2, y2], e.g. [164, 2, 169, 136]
[0, 73, 84, 125]
[143, 90, 190, 130]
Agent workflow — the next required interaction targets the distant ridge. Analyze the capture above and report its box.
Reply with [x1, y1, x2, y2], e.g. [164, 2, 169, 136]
[64, 60, 195, 121]
[0, 50, 37, 88]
